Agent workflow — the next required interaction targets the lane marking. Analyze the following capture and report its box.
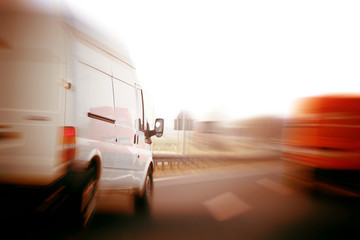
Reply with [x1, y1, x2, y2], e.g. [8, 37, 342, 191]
[256, 178, 294, 196]
[154, 162, 283, 186]
[154, 161, 285, 188]
[203, 192, 252, 221]
[154, 175, 188, 182]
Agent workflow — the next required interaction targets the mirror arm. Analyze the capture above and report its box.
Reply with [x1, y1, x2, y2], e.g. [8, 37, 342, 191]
[147, 129, 156, 138]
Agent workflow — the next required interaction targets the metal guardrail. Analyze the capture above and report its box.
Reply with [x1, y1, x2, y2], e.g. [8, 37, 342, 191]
[153, 154, 201, 171]
[152, 151, 282, 171]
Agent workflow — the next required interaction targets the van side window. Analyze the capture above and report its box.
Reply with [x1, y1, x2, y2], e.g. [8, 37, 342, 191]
[113, 79, 137, 129]
[136, 89, 144, 130]
[79, 64, 115, 120]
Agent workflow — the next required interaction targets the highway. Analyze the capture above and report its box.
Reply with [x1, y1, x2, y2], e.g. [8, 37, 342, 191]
[4, 153, 360, 239]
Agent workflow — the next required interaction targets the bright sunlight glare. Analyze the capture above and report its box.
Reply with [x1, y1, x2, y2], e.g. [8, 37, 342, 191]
[64, 0, 360, 121]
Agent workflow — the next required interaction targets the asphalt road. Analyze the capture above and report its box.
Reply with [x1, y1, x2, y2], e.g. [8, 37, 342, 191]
[5, 155, 360, 239]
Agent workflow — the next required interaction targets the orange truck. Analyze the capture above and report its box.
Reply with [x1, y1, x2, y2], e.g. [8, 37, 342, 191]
[282, 94, 360, 193]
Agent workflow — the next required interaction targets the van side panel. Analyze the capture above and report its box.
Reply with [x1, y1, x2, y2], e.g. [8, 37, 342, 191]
[68, 37, 116, 189]
[68, 32, 150, 191]
[64, 20, 153, 192]
[112, 79, 137, 189]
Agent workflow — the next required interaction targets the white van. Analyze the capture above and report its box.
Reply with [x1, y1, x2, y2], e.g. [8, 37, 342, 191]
[0, 2, 164, 227]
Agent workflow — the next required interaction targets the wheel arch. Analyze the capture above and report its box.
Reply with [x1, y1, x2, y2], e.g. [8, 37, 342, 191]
[138, 159, 154, 196]
[87, 155, 101, 181]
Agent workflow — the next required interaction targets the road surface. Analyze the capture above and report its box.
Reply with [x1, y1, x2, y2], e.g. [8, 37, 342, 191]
[4, 155, 360, 239]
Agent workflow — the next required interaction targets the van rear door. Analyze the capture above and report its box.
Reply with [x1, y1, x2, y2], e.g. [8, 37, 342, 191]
[0, 13, 67, 185]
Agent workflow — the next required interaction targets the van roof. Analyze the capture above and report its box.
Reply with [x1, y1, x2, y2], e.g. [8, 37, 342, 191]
[0, 0, 136, 69]
[68, 16, 136, 69]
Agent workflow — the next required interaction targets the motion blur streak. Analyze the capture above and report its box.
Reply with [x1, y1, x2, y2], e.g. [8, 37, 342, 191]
[282, 94, 360, 194]
[156, 111, 284, 159]
[2, 1, 360, 240]
[1, 0, 162, 235]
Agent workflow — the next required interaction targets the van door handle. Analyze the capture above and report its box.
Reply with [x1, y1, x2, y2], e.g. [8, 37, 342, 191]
[134, 134, 137, 144]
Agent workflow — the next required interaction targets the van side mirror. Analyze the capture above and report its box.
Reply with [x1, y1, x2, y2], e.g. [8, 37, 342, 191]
[154, 118, 164, 137]
[145, 118, 164, 139]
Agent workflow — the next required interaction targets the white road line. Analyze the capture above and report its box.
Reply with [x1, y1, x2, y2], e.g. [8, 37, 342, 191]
[154, 163, 283, 185]
[154, 175, 188, 182]
[256, 178, 294, 196]
[203, 192, 252, 221]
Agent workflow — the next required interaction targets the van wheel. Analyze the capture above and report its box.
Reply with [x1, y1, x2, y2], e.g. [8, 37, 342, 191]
[134, 168, 153, 215]
[66, 168, 97, 229]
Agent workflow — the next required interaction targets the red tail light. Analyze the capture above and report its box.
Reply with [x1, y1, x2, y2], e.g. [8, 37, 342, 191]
[58, 127, 76, 164]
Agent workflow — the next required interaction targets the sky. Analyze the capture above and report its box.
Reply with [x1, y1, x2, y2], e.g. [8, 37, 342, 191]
[62, 0, 360, 122]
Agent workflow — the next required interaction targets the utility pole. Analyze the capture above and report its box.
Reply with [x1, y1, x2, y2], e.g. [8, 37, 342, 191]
[182, 110, 186, 155]
[175, 110, 194, 156]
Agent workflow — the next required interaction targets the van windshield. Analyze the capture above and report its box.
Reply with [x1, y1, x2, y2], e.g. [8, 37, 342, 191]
[0, 13, 64, 111]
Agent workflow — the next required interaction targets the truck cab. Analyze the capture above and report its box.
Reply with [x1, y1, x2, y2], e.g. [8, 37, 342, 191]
[282, 94, 360, 193]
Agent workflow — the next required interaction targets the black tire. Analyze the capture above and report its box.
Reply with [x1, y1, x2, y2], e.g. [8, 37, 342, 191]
[66, 168, 97, 229]
[134, 167, 153, 215]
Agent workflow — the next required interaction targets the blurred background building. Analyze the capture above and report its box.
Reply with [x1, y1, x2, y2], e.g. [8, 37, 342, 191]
[153, 112, 284, 158]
